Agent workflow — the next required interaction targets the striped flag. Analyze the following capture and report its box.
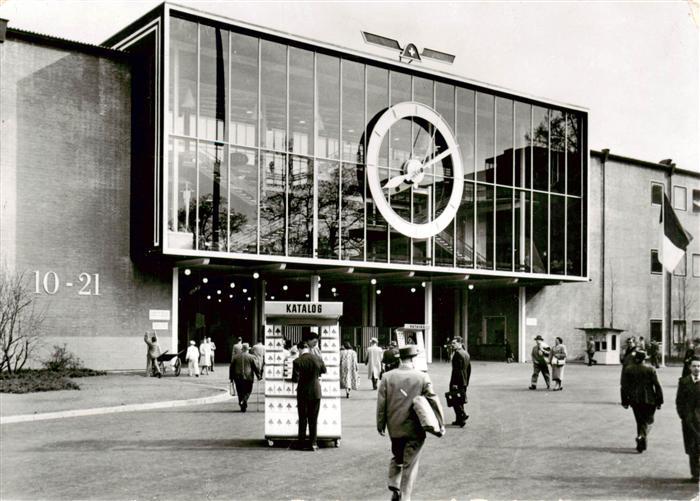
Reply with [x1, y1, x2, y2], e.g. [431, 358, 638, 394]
[659, 193, 693, 272]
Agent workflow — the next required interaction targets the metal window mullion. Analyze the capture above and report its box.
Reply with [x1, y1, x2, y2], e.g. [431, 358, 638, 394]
[564, 113, 568, 275]
[256, 38, 261, 254]
[226, 31, 232, 252]
[511, 100, 515, 272]
[285, 46, 290, 256]
[431, 79, 436, 266]
[313, 52, 319, 259]
[492, 97, 496, 270]
[452, 85, 457, 268]
[472, 92, 477, 268]
[194, 23, 201, 250]
[546, 109, 551, 275]
[339, 58, 343, 259]
[362, 63, 367, 262]
[529, 106, 533, 272]
[386, 71, 391, 263]
[409, 75, 414, 266]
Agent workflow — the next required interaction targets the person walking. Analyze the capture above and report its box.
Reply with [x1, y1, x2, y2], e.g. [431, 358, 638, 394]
[366, 337, 383, 390]
[675, 356, 700, 482]
[251, 340, 266, 373]
[143, 331, 162, 378]
[231, 337, 243, 360]
[620, 350, 664, 453]
[549, 337, 567, 391]
[620, 337, 638, 367]
[229, 343, 261, 412]
[208, 337, 216, 372]
[382, 341, 400, 376]
[199, 338, 211, 375]
[449, 336, 471, 427]
[377, 345, 443, 501]
[339, 342, 359, 398]
[292, 340, 327, 451]
[185, 340, 200, 377]
[586, 337, 598, 366]
[682, 338, 700, 378]
[529, 335, 551, 390]
[648, 340, 661, 369]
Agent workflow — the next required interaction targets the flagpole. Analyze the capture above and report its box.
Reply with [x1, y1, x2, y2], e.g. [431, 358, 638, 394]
[660, 193, 666, 368]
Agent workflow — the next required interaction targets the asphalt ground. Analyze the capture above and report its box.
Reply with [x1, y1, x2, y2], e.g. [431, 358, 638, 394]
[1, 361, 699, 501]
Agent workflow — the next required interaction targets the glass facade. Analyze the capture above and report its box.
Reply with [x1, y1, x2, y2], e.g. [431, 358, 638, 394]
[165, 13, 587, 278]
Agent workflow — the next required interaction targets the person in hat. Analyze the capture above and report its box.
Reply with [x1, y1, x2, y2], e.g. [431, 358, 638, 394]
[449, 336, 471, 427]
[675, 356, 700, 482]
[229, 343, 261, 412]
[377, 344, 444, 501]
[382, 341, 400, 376]
[529, 335, 551, 390]
[621, 349, 663, 453]
[292, 340, 327, 451]
[185, 340, 200, 377]
[366, 337, 383, 390]
[143, 331, 162, 378]
[339, 341, 359, 398]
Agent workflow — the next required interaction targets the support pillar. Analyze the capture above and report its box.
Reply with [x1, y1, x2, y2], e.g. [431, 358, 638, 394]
[424, 281, 433, 364]
[253, 279, 266, 343]
[518, 286, 527, 363]
[369, 283, 377, 326]
[310, 275, 320, 302]
[171, 268, 179, 354]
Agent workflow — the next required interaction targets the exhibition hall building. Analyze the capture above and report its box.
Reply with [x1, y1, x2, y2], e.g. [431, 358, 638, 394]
[1, 3, 698, 369]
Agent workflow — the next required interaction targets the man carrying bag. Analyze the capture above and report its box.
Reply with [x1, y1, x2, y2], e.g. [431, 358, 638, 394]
[446, 336, 471, 427]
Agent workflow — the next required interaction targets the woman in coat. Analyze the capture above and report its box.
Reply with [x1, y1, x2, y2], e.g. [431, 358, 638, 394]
[339, 342, 359, 398]
[549, 337, 567, 391]
[199, 339, 211, 375]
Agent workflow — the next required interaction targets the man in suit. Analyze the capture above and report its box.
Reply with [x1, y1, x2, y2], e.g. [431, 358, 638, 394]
[529, 335, 551, 390]
[143, 331, 162, 378]
[231, 337, 243, 361]
[676, 356, 700, 482]
[621, 350, 664, 452]
[292, 340, 327, 451]
[382, 341, 400, 375]
[366, 337, 383, 390]
[377, 345, 443, 501]
[229, 343, 261, 412]
[586, 337, 598, 366]
[449, 336, 471, 427]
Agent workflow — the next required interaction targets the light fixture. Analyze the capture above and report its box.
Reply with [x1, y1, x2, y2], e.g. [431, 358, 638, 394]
[411, 287, 416, 293]
[218, 299, 222, 303]
[207, 295, 211, 300]
[271, 296, 275, 300]
[370, 278, 377, 285]
[331, 287, 336, 293]
[376, 289, 382, 295]
[184, 269, 191, 276]
[247, 297, 252, 301]
[468, 284, 474, 290]
[421, 281, 426, 287]
[203, 277, 209, 284]
[317, 283, 321, 288]
[283, 285, 288, 291]
[305, 293, 310, 298]
[242, 288, 248, 293]
[253, 272, 259, 279]
[229, 294, 233, 298]
[230, 282, 235, 288]
[217, 290, 221, 295]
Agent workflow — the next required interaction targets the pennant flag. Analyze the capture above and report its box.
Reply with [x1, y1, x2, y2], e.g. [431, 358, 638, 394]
[659, 193, 693, 272]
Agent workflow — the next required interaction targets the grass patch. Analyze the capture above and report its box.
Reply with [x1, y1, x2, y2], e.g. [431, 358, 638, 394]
[0, 368, 106, 394]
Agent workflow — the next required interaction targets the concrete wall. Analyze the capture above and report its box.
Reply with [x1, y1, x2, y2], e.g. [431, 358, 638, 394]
[0, 36, 171, 370]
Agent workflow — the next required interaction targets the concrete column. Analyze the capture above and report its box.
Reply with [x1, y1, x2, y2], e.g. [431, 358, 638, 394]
[310, 275, 320, 302]
[171, 268, 179, 353]
[361, 285, 369, 325]
[518, 286, 527, 363]
[369, 284, 376, 326]
[253, 279, 266, 343]
[424, 281, 433, 364]
[462, 288, 469, 347]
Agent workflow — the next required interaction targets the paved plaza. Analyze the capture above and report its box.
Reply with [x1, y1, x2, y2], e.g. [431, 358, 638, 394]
[1, 361, 699, 500]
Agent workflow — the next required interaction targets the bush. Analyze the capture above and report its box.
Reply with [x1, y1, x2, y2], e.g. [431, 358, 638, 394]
[0, 370, 80, 393]
[42, 344, 84, 372]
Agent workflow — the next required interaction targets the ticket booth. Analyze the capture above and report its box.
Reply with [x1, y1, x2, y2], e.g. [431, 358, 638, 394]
[395, 324, 429, 372]
[263, 301, 343, 447]
[577, 327, 624, 365]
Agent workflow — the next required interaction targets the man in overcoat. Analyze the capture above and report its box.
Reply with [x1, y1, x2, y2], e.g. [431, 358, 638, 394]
[382, 341, 400, 375]
[449, 336, 471, 427]
[620, 350, 664, 452]
[366, 337, 383, 390]
[377, 345, 443, 501]
[676, 356, 700, 482]
[229, 343, 261, 412]
[292, 340, 327, 451]
[143, 331, 162, 378]
[529, 335, 551, 390]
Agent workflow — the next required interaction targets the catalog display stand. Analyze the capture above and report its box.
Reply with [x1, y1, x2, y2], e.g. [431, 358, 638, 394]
[263, 301, 343, 447]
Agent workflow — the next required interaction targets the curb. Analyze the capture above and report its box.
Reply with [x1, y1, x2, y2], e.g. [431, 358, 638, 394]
[0, 391, 232, 425]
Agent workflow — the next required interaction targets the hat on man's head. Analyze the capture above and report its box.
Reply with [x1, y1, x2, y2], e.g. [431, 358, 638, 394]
[534, 335, 544, 341]
[399, 345, 419, 359]
[241, 343, 250, 351]
[370, 337, 378, 344]
[634, 350, 647, 362]
[189, 340, 196, 345]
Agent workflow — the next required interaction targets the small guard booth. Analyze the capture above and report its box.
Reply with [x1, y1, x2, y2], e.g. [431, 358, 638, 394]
[395, 324, 429, 372]
[263, 301, 343, 447]
[577, 326, 624, 365]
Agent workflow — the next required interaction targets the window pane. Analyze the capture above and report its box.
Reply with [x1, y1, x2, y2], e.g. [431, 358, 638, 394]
[288, 155, 313, 257]
[230, 32, 258, 147]
[228, 147, 258, 253]
[167, 137, 197, 249]
[476, 183, 494, 269]
[693, 254, 700, 277]
[199, 25, 228, 141]
[456, 182, 475, 267]
[260, 151, 286, 255]
[550, 194, 565, 274]
[435, 82, 455, 130]
[514, 101, 531, 188]
[673, 253, 686, 276]
[457, 88, 475, 179]
[532, 106, 549, 191]
[390, 187, 410, 264]
[342, 163, 365, 261]
[169, 17, 198, 136]
[651, 183, 663, 205]
[496, 97, 513, 186]
[317, 160, 339, 259]
[414, 76, 433, 106]
[566, 197, 582, 276]
[342, 60, 364, 163]
[532, 192, 548, 273]
[435, 221, 454, 267]
[198, 141, 228, 251]
[549, 110, 565, 193]
[650, 249, 662, 274]
[650, 320, 662, 343]
[566, 113, 581, 195]
[261, 41, 286, 151]
[413, 187, 431, 266]
[476, 93, 495, 182]
[316, 54, 340, 160]
[390, 72, 412, 170]
[495, 187, 513, 271]
[514, 189, 531, 272]
[289, 48, 313, 156]
[673, 186, 687, 211]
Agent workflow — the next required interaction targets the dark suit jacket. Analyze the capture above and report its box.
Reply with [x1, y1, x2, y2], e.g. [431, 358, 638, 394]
[229, 352, 260, 382]
[675, 375, 700, 454]
[450, 348, 471, 388]
[620, 362, 664, 407]
[292, 352, 326, 400]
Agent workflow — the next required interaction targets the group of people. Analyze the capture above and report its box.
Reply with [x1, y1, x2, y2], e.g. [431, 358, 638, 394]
[184, 337, 216, 377]
[228, 336, 267, 412]
[529, 335, 568, 391]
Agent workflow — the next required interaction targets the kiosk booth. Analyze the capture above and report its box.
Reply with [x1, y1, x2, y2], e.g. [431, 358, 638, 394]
[577, 327, 624, 365]
[395, 324, 429, 372]
[263, 301, 343, 447]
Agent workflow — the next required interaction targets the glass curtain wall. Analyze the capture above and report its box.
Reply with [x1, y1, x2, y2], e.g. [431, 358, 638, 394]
[165, 14, 587, 277]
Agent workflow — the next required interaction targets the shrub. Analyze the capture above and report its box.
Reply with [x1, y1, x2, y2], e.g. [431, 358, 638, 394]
[1, 270, 44, 373]
[42, 344, 84, 372]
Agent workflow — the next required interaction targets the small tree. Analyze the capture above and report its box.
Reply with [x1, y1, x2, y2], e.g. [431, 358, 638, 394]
[0, 270, 44, 373]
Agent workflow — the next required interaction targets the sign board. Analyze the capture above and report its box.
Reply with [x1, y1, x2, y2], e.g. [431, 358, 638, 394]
[149, 309, 170, 321]
[526, 317, 538, 326]
[264, 301, 343, 318]
[152, 322, 169, 331]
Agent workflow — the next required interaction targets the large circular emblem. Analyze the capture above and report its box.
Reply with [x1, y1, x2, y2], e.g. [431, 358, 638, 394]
[366, 101, 464, 240]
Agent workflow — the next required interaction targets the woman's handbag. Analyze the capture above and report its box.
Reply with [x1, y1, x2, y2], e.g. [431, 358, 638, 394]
[551, 357, 566, 366]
